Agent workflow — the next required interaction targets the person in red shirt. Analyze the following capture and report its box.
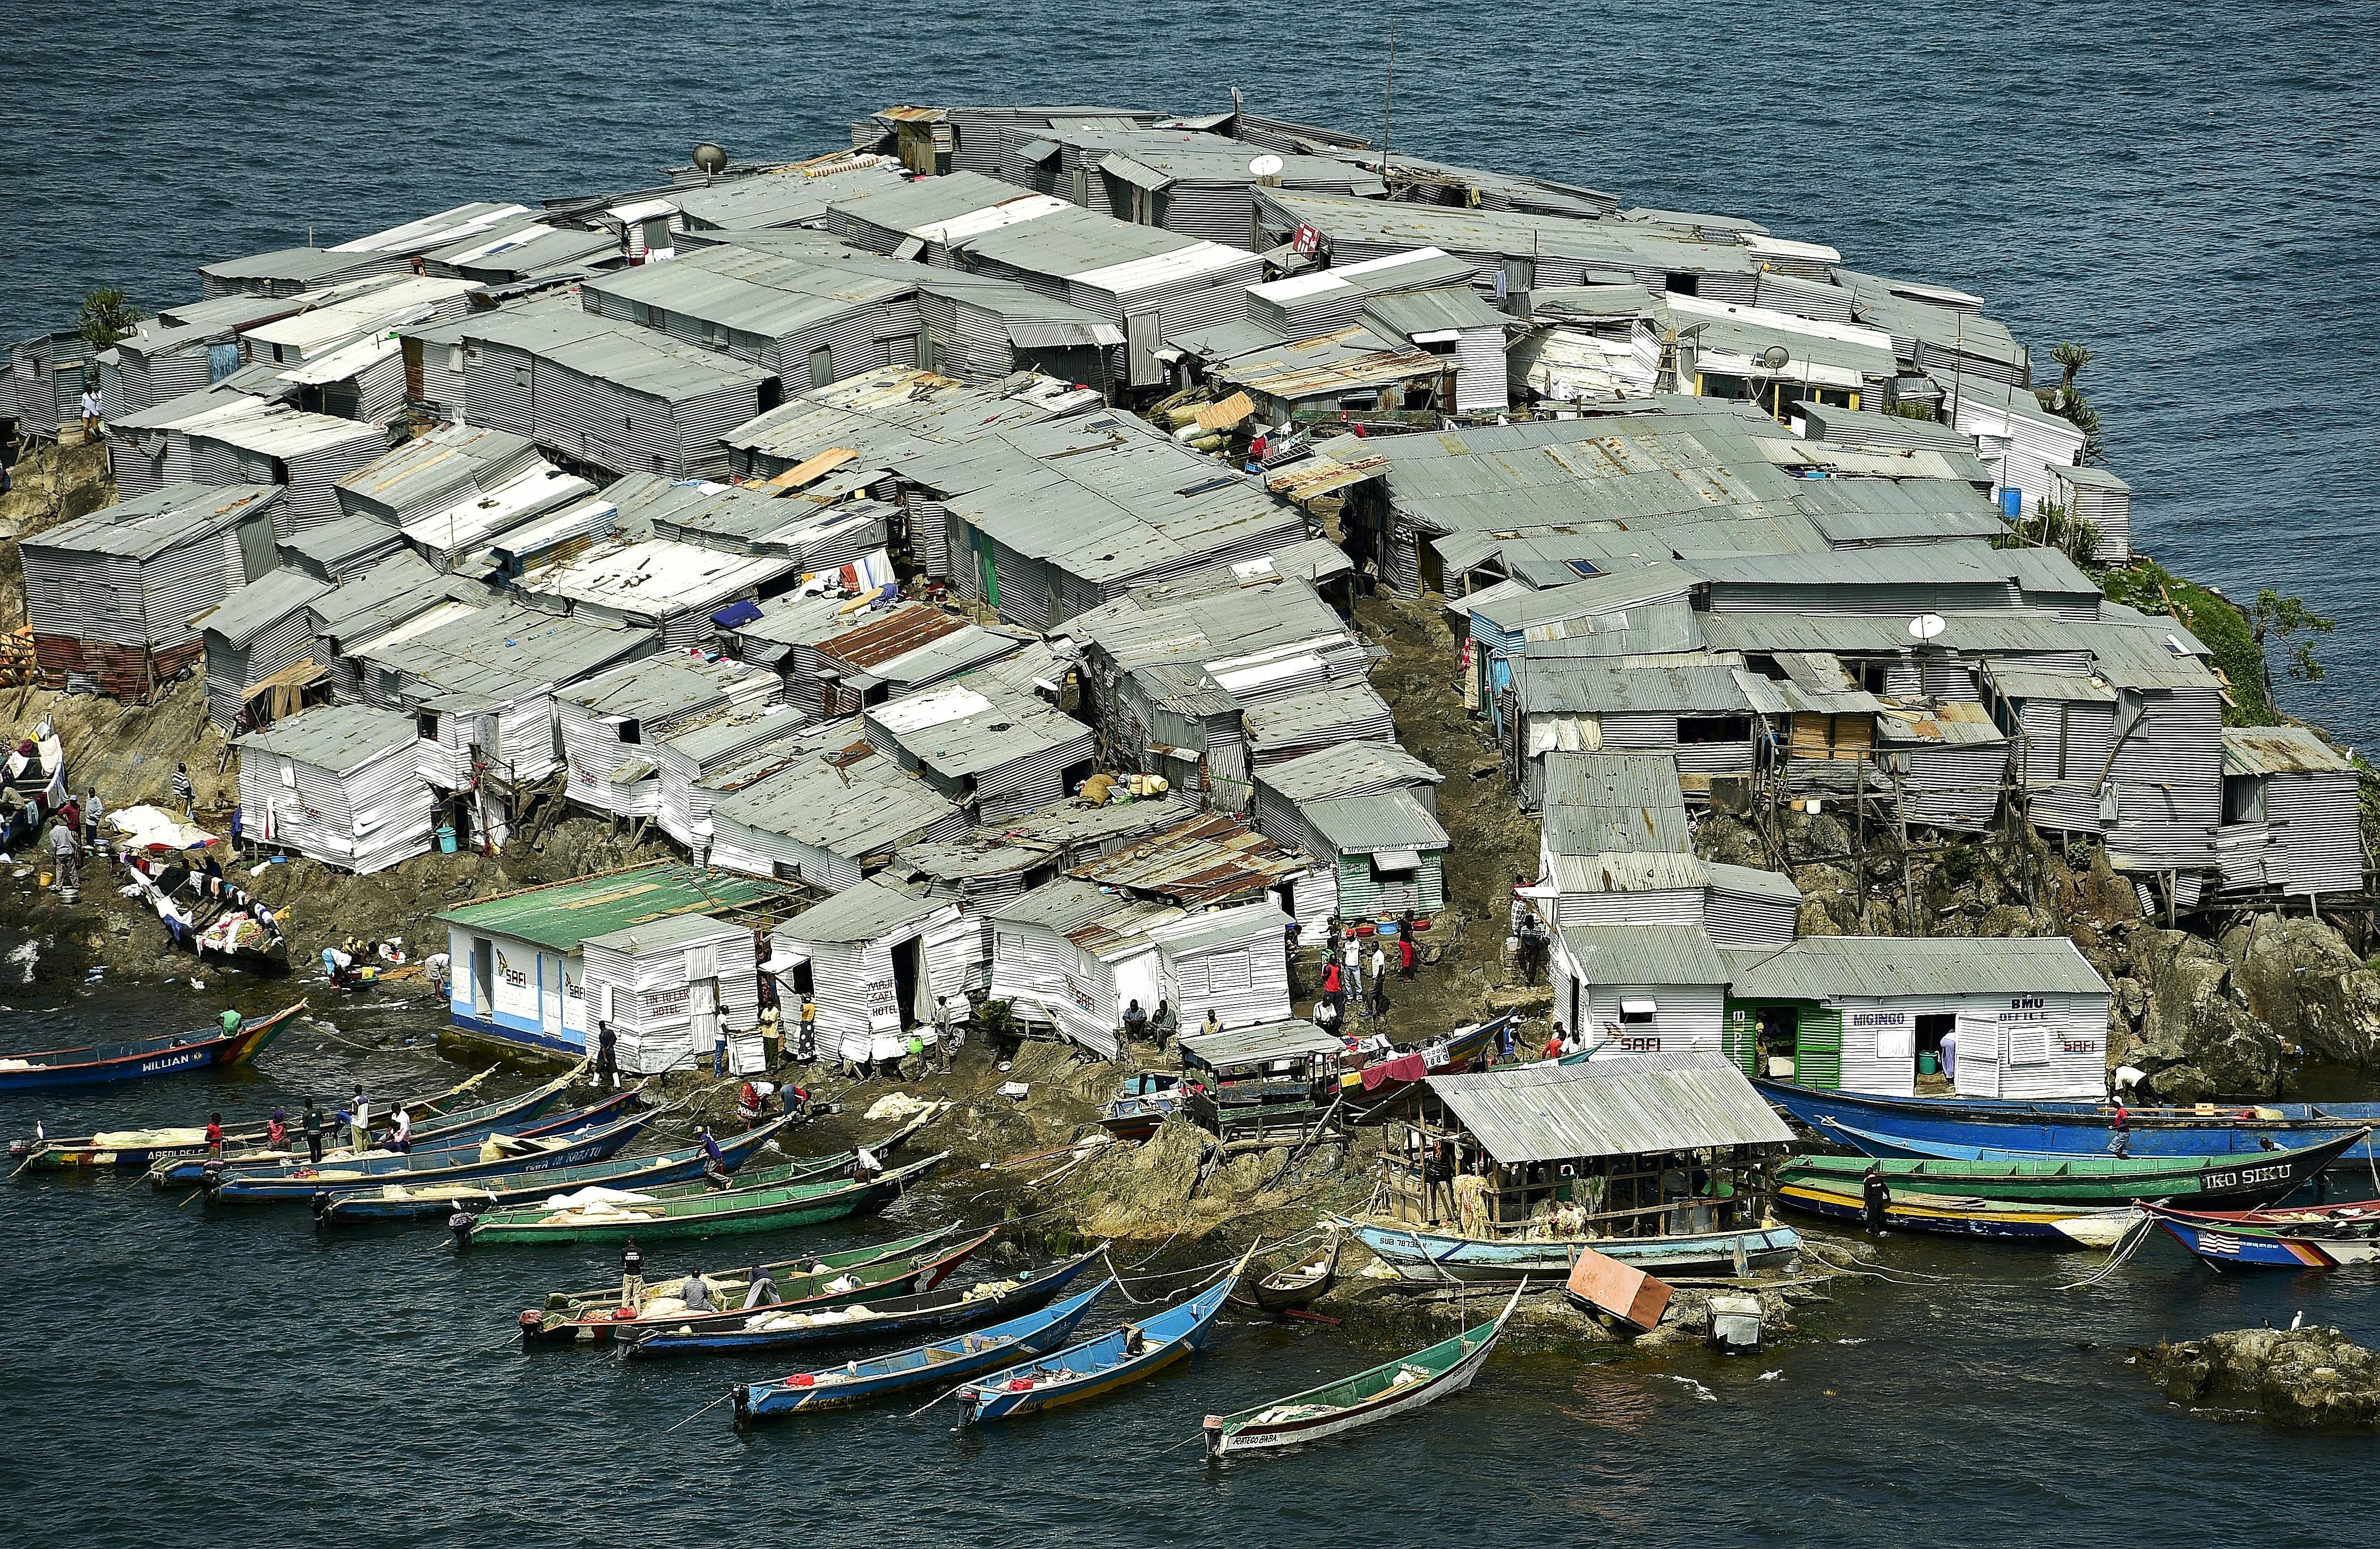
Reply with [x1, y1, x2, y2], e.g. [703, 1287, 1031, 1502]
[205, 1113, 225, 1159]
[737, 1080, 761, 1130]
[1542, 1029, 1563, 1062]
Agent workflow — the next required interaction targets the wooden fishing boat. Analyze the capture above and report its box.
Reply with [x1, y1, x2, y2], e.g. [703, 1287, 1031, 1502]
[318, 1119, 787, 1224]
[734, 1280, 1114, 1421]
[2147, 1202, 2380, 1270]
[534, 1223, 967, 1323]
[1097, 1073, 1182, 1143]
[459, 1151, 947, 1246]
[1340, 1016, 1510, 1115]
[1777, 1129, 2363, 1210]
[0, 1000, 301, 1094]
[145, 1068, 616, 1186]
[1774, 1176, 2139, 1246]
[1756, 1078, 2380, 1162]
[625, 1243, 1106, 1359]
[951, 1257, 1244, 1424]
[1336, 1213, 1803, 1283]
[1247, 1229, 1341, 1314]
[7, 1065, 499, 1173]
[1205, 1283, 1523, 1457]
[204, 1108, 674, 1205]
[523, 1226, 994, 1346]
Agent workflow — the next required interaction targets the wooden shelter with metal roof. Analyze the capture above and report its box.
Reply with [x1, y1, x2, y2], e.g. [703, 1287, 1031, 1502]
[1377, 1054, 1791, 1251]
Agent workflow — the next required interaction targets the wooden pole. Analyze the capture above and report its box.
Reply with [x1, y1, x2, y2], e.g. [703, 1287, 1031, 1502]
[1854, 757, 1867, 922]
[1896, 768, 1918, 935]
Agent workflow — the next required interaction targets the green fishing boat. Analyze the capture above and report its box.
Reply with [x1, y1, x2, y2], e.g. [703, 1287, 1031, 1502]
[521, 1223, 990, 1345]
[534, 1222, 968, 1318]
[460, 1151, 948, 1246]
[1777, 1128, 2362, 1208]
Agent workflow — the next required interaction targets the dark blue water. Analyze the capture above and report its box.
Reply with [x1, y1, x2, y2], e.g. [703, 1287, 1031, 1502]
[6, 3, 2379, 743]
[6, 13, 2380, 1538]
[4, 962, 2380, 1547]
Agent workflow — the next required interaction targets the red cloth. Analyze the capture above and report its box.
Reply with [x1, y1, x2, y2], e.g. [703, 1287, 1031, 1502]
[1322, 961, 1341, 995]
[1361, 1052, 1428, 1091]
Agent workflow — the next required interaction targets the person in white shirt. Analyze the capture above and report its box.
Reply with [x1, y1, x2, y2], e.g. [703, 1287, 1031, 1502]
[388, 1107, 412, 1153]
[80, 386, 102, 440]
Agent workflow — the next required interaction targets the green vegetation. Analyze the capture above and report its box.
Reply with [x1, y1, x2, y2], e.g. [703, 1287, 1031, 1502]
[1886, 400, 1937, 422]
[2100, 559, 2279, 727]
[75, 287, 145, 353]
[1998, 497, 2102, 566]
[2039, 341, 2107, 464]
[1938, 843, 1986, 887]
[2253, 589, 2336, 686]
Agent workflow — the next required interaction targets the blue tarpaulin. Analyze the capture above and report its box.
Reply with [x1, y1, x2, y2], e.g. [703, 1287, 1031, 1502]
[711, 599, 764, 629]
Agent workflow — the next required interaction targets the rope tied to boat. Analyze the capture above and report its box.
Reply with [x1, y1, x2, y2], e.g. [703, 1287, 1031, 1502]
[2053, 1212, 2156, 1291]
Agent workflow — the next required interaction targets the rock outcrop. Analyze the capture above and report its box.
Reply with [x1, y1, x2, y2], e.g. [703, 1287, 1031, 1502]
[2223, 913, 2380, 1068]
[2140, 1326, 2380, 1428]
[2124, 927, 2289, 1100]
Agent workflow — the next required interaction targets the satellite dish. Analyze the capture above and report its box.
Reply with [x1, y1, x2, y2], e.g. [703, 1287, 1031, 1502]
[1758, 344, 1792, 371]
[692, 142, 729, 175]
[1909, 613, 1947, 642]
[1248, 154, 1285, 178]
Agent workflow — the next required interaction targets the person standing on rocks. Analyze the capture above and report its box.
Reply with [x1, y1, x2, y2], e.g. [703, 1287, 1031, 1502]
[81, 787, 103, 851]
[932, 996, 954, 1073]
[46, 813, 79, 891]
[596, 1023, 618, 1089]
[172, 763, 196, 822]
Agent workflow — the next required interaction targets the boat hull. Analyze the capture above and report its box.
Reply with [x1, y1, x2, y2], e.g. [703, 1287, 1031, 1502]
[208, 1111, 659, 1204]
[626, 1248, 1100, 1358]
[1757, 1079, 2380, 1162]
[1340, 1216, 1801, 1282]
[0, 1003, 296, 1093]
[736, 1282, 1110, 1419]
[1777, 1180, 2139, 1245]
[466, 1153, 939, 1246]
[1776, 1129, 2363, 1210]
[1209, 1289, 1515, 1456]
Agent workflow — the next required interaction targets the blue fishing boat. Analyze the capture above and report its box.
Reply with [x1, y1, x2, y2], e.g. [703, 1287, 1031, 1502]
[951, 1258, 1244, 1423]
[626, 1244, 1105, 1358]
[0, 1001, 300, 1093]
[733, 1280, 1114, 1421]
[148, 1078, 638, 1187]
[202, 1108, 679, 1205]
[318, 1119, 786, 1224]
[1334, 1214, 1802, 1283]
[2146, 1202, 2380, 1270]
[1755, 1078, 2380, 1162]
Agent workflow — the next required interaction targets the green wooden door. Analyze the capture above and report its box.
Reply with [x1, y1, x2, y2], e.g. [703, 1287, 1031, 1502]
[1795, 1007, 1844, 1090]
[1722, 1001, 1759, 1077]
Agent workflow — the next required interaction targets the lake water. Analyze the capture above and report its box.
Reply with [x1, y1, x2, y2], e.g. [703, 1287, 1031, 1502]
[3, 964, 2378, 1548]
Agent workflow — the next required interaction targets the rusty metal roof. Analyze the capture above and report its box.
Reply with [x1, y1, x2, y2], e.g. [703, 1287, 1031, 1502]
[817, 603, 968, 670]
[2222, 725, 2355, 777]
[1068, 811, 1305, 907]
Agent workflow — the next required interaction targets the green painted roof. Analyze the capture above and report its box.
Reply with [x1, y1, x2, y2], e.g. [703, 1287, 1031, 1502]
[435, 864, 795, 954]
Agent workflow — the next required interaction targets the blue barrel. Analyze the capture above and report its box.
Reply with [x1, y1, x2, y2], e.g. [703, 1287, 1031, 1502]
[436, 825, 457, 854]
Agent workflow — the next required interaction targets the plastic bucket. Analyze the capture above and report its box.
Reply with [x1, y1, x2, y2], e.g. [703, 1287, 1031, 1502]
[1917, 1051, 1939, 1076]
[436, 825, 457, 854]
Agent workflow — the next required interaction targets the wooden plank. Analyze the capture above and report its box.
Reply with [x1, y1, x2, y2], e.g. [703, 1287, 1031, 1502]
[1192, 391, 1254, 432]
[767, 446, 859, 489]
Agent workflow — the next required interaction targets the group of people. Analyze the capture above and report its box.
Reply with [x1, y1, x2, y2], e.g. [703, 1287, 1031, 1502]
[1317, 915, 1419, 1027]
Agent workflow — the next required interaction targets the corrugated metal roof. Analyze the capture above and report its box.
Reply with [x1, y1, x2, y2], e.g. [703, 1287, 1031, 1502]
[27, 483, 278, 563]
[198, 566, 333, 644]
[1179, 1017, 1340, 1069]
[1359, 285, 1513, 340]
[1427, 1053, 1792, 1163]
[436, 862, 795, 953]
[1257, 742, 1445, 804]
[1299, 789, 1449, 856]
[1070, 811, 1306, 906]
[580, 911, 743, 955]
[1516, 658, 1768, 716]
[709, 741, 961, 857]
[774, 876, 942, 944]
[1555, 923, 1730, 986]
[555, 651, 774, 720]
[2222, 726, 2355, 777]
[1726, 935, 2108, 1000]
[1542, 752, 1690, 855]
[1550, 852, 1708, 894]
[233, 702, 417, 773]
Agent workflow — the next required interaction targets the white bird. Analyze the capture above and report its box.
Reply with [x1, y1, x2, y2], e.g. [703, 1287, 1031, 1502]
[2291, 1310, 2305, 1330]
[1758, 1370, 1784, 1381]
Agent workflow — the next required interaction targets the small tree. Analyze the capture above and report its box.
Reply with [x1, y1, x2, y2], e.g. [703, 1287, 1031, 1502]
[2254, 590, 2336, 685]
[76, 287, 145, 353]
[2051, 341, 2093, 395]
[2038, 341, 2108, 464]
